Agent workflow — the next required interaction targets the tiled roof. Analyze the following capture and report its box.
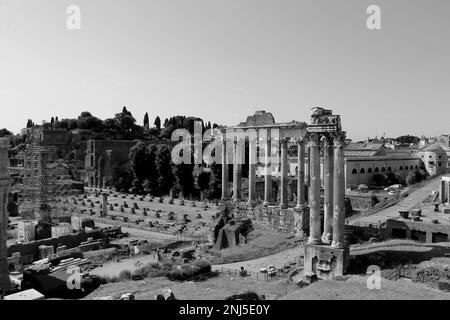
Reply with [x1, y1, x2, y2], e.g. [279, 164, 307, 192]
[420, 142, 448, 153]
[345, 143, 384, 151]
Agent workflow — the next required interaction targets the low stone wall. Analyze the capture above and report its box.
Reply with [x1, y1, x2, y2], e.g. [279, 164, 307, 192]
[7, 227, 117, 262]
[234, 202, 307, 236]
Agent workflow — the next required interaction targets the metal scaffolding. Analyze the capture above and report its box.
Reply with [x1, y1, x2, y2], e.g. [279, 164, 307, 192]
[18, 146, 81, 225]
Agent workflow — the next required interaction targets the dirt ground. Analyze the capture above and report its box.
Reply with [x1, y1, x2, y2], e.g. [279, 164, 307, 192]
[75, 187, 221, 239]
[83, 273, 297, 300]
[286, 275, 450, 300]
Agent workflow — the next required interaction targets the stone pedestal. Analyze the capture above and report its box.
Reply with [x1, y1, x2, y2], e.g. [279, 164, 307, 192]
[303, 243, 349, 280]
[102, 193, 108, 217]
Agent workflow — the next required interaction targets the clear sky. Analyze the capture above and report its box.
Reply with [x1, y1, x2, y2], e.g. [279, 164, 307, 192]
[1, 0, 449, 141]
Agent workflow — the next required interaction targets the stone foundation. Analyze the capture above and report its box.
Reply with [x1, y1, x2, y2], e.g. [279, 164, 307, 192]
[234, 202, 309, 237]
[303, 243, 349, 280]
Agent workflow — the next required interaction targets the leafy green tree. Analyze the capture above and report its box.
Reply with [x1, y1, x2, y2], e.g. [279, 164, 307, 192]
[154, 116, 161, 130]
[143, 112, 149, 129]
[142, 144, 158, 194]
[172, 146, 195, 199]
[0, 129, 12, 137]
[111, 162, 133, 193]
[155, 145, 173, 195]
[129, 142, 150, 194]
[114, 107, 137, 137]
[197, 171, 211, 200]
[77, 112, 104, 131]
[208, 162, 222, 199]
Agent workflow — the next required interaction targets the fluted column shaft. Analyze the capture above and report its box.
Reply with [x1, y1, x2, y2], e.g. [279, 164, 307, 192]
[264, 135, 272, 205]
[447, 181, 450, 204]
[332, 133, 346, 248]
[296, 139, 306, 209]
[322, 136, 334, 244]
[280, 138, 289, 208]
[308, 133, 322, 244]
[233, 139, 242, 201]
[221, 135, 229, 200]
[248, 137, 256, 203]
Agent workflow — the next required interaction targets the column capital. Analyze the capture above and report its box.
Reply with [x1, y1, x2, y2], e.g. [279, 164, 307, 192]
[280, 137, 290, 145]
[321, 134, 334, 148]
[332, 132, 346, 148]
[295, 136, 309, 145]
[308, 132, 321, 146]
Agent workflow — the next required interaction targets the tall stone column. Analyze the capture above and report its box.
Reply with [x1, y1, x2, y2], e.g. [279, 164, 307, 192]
[321, 135, 334, 244]
[233, 138, 242, 201]
[308, 133, 322, 245]
[307, 146, 311, 187]
[332, 133, 346, 249]
[221, 135, 229, 200]
[0, 138, 11, 294]
[296, 138, 306, 209]
[280, 138, 289, 209]
[248, 136, 257, 203]
[263, 134, 272, 205]
[447, 181, 450, 205]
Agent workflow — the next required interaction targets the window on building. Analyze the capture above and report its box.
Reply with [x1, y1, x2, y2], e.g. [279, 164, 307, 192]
[360, 168, 365, 174]
[438, 162, 442, 167]
[410, 165, 414, 170]
[381, 167, 386, 172]
[387, 167, 392, 172]
[368, 168, 373, 173]
[352, 168, 357, 174]
[374, 167, 379, 173]
[415, 165, 418, 170]
[399, 166, 403, 170]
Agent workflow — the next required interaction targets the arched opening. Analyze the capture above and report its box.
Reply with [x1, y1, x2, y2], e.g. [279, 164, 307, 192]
[399, 166, 403, 171]
[360, 168, 365, 174]
[374, 167, 379, 173]
[368, 168, 372, 173]
[381, 167, 386, 172]
[352, 168, 357, 174]
[387, 167, 392, 172]
[410, 165, 414, 170]
[415, 165, 418, 170]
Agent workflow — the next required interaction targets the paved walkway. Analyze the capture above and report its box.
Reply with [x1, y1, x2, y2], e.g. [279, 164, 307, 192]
[349, 176, 442, 227]
[212, 247, 303, 273]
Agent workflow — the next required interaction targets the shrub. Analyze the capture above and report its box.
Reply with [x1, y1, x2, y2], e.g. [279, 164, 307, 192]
[165, 260, 212, 281]
[118, 270, 132, 280]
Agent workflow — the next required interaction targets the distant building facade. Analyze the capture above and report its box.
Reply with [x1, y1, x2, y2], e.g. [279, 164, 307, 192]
[344, 142, 422, 187]
[418, 142, 449, 176]
[85, 140, 136, 187]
